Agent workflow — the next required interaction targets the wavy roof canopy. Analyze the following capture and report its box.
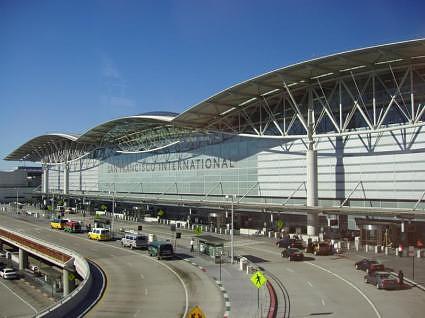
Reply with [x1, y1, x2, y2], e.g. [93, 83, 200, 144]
[174, 38, 425, 129]
[6, 39, 425, 163]
[5, 115, 184, 162]
[77, 115, 175, 145]
[5, 133, 81, 162]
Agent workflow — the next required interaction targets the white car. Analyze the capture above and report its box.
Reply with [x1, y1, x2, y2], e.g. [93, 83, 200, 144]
[0, 268, 18, 279]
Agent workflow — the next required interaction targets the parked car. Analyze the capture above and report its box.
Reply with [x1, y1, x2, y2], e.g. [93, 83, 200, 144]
[364, 271, 399, 290]
[313, 242, 332, 255]
[281, 248, 304, 261]
[355, 259, 385, 273]
[0, 268, 18, 279]
[121, 233, 148, 249]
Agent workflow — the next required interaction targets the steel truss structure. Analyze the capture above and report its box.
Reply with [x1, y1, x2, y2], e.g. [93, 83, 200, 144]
[175, 39, 425, 142]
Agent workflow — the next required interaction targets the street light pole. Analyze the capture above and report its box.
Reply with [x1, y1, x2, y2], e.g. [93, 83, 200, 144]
[231, 195, 234, 264]
[226, 194, 236, 264]
[110, 183, 116, 239]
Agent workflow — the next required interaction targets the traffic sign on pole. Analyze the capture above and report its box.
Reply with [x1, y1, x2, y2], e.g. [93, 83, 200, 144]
[250, 270, 267, 288]
[187, 305, 206, 318]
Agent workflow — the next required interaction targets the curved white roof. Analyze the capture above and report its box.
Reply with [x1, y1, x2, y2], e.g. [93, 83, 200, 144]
[174, 38, 425, 128]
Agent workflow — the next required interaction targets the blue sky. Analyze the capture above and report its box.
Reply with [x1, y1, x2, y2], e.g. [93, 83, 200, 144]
[0, 0, 424, 170]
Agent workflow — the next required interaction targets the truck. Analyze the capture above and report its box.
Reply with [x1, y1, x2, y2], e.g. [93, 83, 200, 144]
[64, 220, 82, 233]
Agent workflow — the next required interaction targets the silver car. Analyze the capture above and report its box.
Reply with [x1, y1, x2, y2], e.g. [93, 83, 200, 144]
[0, 268, 18, 279]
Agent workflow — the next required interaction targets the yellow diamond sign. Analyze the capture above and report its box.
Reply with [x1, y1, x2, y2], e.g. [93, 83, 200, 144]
[187, 305, 206, 318]
[250, 270, 267, 288]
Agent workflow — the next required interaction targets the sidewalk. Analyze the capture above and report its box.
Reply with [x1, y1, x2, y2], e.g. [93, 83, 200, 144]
[176, 246, 270, 318]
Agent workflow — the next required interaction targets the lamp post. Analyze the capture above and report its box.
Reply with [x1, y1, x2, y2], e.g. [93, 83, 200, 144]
[226, 194, 236, 264]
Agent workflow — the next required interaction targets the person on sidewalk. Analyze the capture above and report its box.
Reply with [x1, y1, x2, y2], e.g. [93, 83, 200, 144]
[190, 238, 194, 252]
[398, 270, 404, 286]
[398, 244, 403, 257]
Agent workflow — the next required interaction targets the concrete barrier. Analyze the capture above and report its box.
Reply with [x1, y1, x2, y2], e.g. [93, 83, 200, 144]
[0, 226, 99, 318]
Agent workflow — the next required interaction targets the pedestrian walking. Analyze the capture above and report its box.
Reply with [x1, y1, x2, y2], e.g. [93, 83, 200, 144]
[398, 243, 403, 257]
[190, 238, 194, 252]
[398, 270, 404, 285]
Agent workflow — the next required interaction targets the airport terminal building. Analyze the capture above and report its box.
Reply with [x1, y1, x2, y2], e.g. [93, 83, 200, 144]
[5, 39, 425, 241]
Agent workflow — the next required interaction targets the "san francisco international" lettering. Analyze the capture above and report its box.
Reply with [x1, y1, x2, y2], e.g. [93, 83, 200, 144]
[107, 158, 234, 173]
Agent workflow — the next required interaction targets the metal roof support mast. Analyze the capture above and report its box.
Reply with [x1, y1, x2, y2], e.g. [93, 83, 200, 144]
[306, 86, 319, 237]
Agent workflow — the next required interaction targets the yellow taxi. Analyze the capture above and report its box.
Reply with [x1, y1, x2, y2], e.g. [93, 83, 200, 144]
[88, 228, 111, 241]
[50, 218, 67, 230]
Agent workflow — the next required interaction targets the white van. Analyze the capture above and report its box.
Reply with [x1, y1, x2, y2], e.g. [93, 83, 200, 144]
[121, 233, 148, 249]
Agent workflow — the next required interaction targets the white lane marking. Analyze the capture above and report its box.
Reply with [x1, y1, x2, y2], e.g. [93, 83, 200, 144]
[133, 308, 141, 317]
[321, 298, 326, 306]
[306, 261, 381, 318]
[307, 281, 313, 287]
[140, 273, 145, 280]
[145, 288, 148, 296]
[0, 279, 38, 314]
[285, 267, 294, 273]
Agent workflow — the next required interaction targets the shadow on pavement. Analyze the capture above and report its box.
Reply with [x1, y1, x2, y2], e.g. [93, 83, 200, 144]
[240, 254, 269, 263]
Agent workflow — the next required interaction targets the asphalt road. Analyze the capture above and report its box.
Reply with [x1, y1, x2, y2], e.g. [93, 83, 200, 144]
[0, 214, 223, 318]
[4, 212, 425, 318]
[130, 221, 425, 318]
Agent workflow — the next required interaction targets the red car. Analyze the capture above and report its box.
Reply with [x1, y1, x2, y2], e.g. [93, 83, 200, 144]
[355, 259, 385, 273]
[281, 248, 304, 261]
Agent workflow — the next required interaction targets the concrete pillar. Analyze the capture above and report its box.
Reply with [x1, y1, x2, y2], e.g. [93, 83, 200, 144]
[42, 164, 49, 194]
[62, 268, 70, 297]
[18, 248, 28, 271]
[63, 162, 69, 196]
[306, 88, 319, 236]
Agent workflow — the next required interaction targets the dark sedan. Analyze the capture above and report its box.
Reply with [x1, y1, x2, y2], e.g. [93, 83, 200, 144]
[281, 248, 304, 261]
[355, 259, 385, 273]
[364, 271, 399, 290]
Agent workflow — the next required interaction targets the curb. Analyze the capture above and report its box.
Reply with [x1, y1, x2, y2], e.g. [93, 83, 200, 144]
[215, 279, 231, 318]
[390, 271, 425, 292]
[266, 281, 277, 318]
[183, 258, 230, 318]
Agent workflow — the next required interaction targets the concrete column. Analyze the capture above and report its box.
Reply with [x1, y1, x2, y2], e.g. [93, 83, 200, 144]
[63, 162, 69, 196]
[306, 87, 319, 236]
[42, 164, 49, 194]
[62, 268, 70, 297]
[18, 248, 28, 271]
